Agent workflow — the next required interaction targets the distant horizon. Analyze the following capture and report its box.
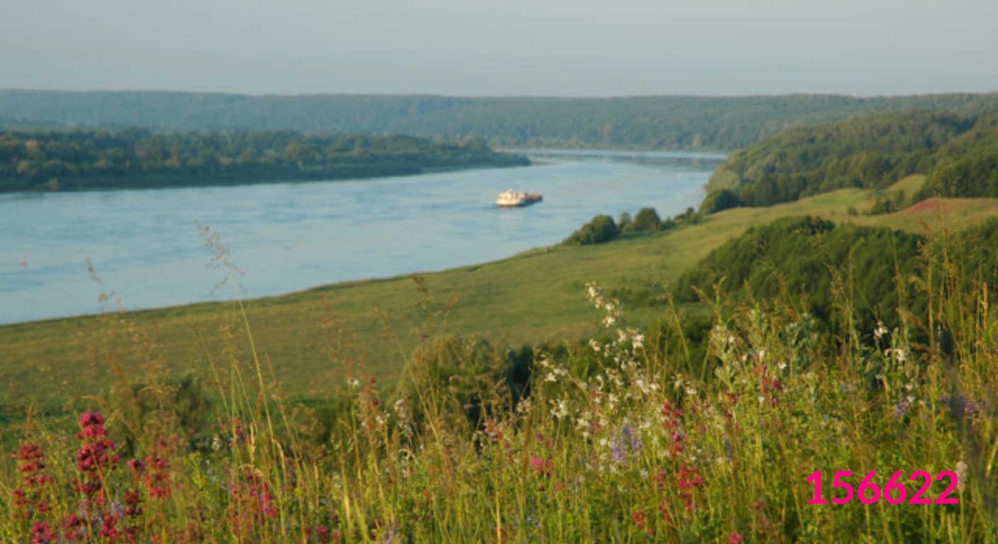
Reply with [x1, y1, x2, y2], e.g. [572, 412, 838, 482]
[3, 88, 998, 100]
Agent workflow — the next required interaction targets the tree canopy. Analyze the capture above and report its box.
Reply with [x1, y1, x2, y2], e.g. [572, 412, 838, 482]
[706, 110, 998, 208]
[0, 128, 528, 192]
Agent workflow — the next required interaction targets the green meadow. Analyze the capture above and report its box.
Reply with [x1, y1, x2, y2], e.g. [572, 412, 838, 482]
[5, 174, 997, 406]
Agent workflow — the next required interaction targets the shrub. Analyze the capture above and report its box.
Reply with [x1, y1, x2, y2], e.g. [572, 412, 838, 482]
[630, 207, 661, 231]
[563, 215, 619, 245]
[617, 212, 632, 231]
[699, 188, 741, 214]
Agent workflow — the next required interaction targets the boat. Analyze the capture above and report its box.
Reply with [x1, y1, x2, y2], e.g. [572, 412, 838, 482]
[496, 189, 543, 207]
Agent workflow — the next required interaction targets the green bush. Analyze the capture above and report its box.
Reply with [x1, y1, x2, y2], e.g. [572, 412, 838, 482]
[563, 215, 619, 245]
[630, 207, 661, 231]
[673, 216, 924, 333]
[699, 188, 741, 214]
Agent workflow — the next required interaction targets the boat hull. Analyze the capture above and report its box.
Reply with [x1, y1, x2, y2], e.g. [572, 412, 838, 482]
[496, 195, 543, 207]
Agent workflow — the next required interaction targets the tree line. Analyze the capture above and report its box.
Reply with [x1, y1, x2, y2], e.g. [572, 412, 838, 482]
[702, 109, 998, 211]
[0, 128, 529, 192]
[4, 90, 998, 152]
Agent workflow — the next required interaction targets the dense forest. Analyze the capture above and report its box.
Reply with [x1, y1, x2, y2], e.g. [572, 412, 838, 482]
[4, 90, 998, 151]
[673, 216, 998, 334]
[704, 110, 998, 209]
[0, 128, 528, 191]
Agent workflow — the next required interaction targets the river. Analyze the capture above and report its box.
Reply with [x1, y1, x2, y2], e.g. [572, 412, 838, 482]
[0, 149, 723, 324]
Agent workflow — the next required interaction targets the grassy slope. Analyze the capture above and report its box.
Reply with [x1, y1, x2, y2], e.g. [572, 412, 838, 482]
[5, 176, 998, 405]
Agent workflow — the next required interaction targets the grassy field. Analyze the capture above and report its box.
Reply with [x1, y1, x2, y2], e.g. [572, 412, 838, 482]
[4, 175, 998, 407]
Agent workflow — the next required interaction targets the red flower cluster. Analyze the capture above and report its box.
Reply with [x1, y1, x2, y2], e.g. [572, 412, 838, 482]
[307, 524, 343, 543]
[61, 514, 83, 542]
[75, 412, 119, 500]
[30, 521, 55, 544]
[676, 464, 705, 511]
[631, 509, 655, 536]
[227, 468, 279, 539]
[529, 456, 554, 477]
[12, 443, 55, 521]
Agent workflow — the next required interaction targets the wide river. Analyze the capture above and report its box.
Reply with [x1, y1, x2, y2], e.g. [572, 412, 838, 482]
[1, 150, 723, 324]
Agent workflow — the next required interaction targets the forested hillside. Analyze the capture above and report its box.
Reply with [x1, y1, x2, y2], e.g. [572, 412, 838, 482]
[3, 90, 998, 151]
[0, 128, 528, 191]
[674, 215, 998, 334]
[704, 110, 998, 209]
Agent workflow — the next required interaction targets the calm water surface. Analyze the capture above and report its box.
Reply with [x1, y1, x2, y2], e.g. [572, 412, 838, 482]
[1, 150, 722, 324]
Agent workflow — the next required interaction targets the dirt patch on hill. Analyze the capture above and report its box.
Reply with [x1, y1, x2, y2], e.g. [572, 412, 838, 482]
[900, 198, 943, 215]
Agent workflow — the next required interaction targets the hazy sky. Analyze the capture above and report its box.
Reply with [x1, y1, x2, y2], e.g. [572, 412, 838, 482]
[3, 0, 996, 97]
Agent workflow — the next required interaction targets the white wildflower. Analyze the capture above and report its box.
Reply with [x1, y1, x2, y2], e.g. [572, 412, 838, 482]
[546, 372, 558, 383]
[874, 321, 888, 341]
[778, 361, 787, 371]
[551, 399, 569, 420]
[956, 460, 968, 493]
[758, 395, 765, 404]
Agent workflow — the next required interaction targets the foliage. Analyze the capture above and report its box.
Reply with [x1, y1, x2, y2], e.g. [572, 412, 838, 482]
[709, 109, 998, 207]
[629, 207, 661, 232]
[673, 216, 925, 333]
[699, 188, 741, 215]
[0, 128, 528, 192]
[563, 215, 619, 245]
[675, 215, 998, 341]
[5, 90, 998, 151]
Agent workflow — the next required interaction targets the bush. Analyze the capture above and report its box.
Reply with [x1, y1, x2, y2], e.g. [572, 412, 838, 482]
[563, 215, 619, 245]
[617, 212, 632, 231]
[630, 207, 661, 231]
[699, 188, 741, 214]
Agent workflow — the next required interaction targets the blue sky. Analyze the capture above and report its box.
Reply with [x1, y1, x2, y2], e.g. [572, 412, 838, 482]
[3, 0, 996, 96]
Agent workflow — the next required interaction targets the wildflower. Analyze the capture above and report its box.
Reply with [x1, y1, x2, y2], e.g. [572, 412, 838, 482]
[612, 440, 626, 463]
[729, 532, 744, 544]
[62, 514, 83, 541]
[874, 321, 888, 341]
[127, 458, 144, 475]
[530, 456, 554, 477]
[778, 361, 787, 371]
[632, 509, 646, 529]
[30, 521, 55, 544]
[75, 411, 119, 500]
[956, 460, 968, 493]
[550, 399, 569, 420]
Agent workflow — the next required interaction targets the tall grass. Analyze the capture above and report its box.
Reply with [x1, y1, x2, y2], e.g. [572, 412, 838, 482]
[2, 224, 997, 543]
